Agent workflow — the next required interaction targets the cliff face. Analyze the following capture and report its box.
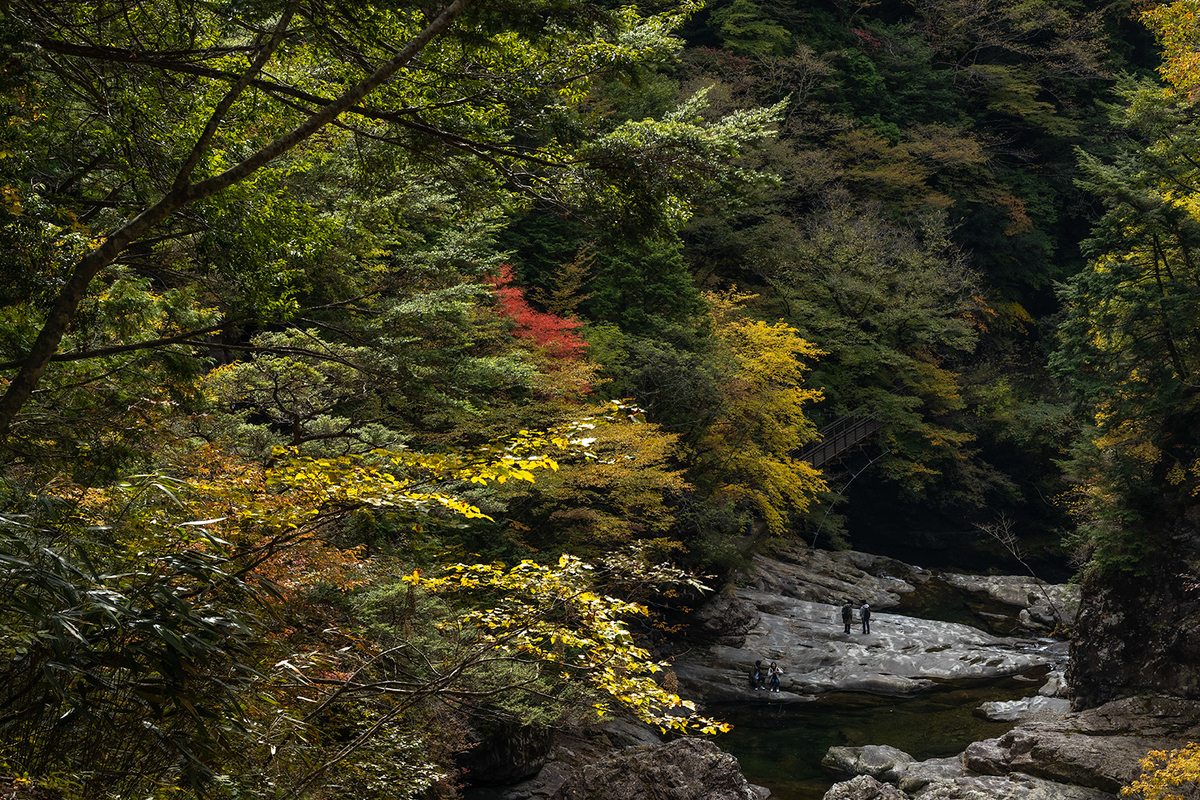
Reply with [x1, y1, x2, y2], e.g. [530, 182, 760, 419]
[1069, 532, 1200, 709]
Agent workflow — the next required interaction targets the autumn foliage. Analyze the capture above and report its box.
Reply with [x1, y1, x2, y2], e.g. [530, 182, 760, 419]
[1124, 743, 1200, 799]
[1145, 0, 1200, 100]
[487, 265, 587, 361]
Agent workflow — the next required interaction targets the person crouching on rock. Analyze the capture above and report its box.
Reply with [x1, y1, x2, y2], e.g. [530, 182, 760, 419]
[861, 602, 871, 634]
[767, 661, 782, 693]
[841, 600, 853, 634]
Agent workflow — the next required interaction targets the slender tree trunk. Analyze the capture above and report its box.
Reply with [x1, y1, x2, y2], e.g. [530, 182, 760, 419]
[0, 0, 475, 437]
[1150, 232, 1189, 381]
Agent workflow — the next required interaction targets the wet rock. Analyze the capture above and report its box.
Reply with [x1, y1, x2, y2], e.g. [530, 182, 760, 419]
[821, 747, 1117, 798]
[674, 587, 1049, 701]
[821, 774, 907, 800]
[823, 744, 916, 782]
[974, 695, 1070, 722]
[809, 696, 1200, 799]
[827, 753, 1114, 798]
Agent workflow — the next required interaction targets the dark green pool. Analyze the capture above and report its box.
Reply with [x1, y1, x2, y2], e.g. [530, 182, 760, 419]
[711, 674, 1044, 799]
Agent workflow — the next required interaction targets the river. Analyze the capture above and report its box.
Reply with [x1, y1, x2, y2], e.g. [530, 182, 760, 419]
[714, 674, 1044, 798]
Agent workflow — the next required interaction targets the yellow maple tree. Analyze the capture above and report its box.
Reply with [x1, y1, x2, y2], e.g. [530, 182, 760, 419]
[1124, 743, 1200, 799]
[689, 291, 827, 535]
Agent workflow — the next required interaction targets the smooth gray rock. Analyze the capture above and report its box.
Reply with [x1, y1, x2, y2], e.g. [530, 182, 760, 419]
[811, 696, 1200, 799]
[894, 756, 965, 793]
[821, 774, 908, 800]
[675, 586, 1049, 701]
[823, 744, 916, 782]
[822, 748, 981, 795]
[974, 695, 1071, 722]
[913, 773, 1115, 799]
[820, 746, 1118, 798]
[1037, 670, 1067, 698]
[595, 717, 663, 749]
[753, 549, 918, 610]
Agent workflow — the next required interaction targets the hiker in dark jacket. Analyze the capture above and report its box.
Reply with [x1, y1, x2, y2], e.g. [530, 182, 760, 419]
[752, 659, 765, 690]
[861, 603, 871, 634]
[841, 600, 853, 634]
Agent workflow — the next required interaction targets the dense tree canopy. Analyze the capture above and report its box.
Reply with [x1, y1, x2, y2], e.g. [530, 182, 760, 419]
[4, 0, 1200, 794]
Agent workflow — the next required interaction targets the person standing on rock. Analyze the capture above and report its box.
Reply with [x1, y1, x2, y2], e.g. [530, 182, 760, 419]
[841, 600, 853, 634]
[861, 603, 871, 634]
[752, 659, 765, 690]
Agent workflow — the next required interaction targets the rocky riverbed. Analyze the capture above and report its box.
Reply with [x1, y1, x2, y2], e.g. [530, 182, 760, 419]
[674, 589, 1052, 699]
[673, 547, 1072, 703]
[463, 546, 1197, 800]
[820, 694, 1200, 799]
[697, 547, 1196, 800]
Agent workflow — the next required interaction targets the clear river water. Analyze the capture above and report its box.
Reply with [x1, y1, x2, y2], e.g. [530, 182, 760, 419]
[712, 673, 1043, 798]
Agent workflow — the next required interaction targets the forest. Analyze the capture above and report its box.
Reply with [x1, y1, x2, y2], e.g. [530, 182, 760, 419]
[2, 0, 1200, 797]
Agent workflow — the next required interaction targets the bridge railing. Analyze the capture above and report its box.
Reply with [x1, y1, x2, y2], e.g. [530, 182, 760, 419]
[797, 416, 881, 469]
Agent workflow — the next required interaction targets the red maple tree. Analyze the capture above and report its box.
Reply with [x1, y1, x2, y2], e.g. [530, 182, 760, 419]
[486, 265, 587, 361]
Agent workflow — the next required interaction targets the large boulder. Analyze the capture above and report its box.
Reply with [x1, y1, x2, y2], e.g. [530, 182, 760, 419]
[751, 548, 920, 610]
[691, 587, 762, 648]
[974, 695, 1071, 723]
[469, 736, 768, 800]
[961, 695, 1200, 794]
[938, 575, 1080, 633]
[563, 738, 767, 800]
[823, 745, 916, 783]
[816, 695, 1200, 799]
[820, 745, 1117, 799]
[913, 773, 1115, 799]
[459, 720, 554, 785]
[893, 756, 966, 793]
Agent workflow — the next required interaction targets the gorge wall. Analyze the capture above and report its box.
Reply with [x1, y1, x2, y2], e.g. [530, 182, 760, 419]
[1069, 525, 1200, 709]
